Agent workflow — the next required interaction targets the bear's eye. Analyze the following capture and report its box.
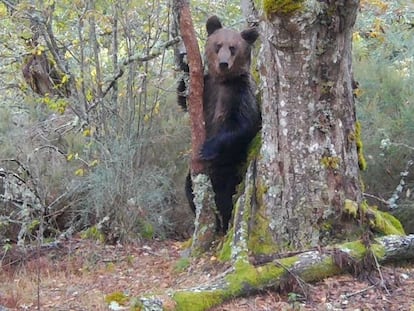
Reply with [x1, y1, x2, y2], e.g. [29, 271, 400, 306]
[215, 43, 222, 54]
[229, 46, 236, 56]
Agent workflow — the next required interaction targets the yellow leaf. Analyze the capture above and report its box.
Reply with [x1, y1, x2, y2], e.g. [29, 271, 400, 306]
[61, 74, 69, 84]
[76, 78, 83, 89]
[154, 102, 160, 115]
[352, 32, 362, 43]
[57, 106, 66, 114]
[0, 3, 7, 17]
[353, 88, 363, 98]
[75, 168, 84, 176]
[86, 90, 93, 102]
[90, 68, 96, 79]
[67, 153, 74, 161]
[34, 45, 45, 56]
[83, 128, 91, 137]
[89, 159, 99, 167]
[144, 114, 150, 122]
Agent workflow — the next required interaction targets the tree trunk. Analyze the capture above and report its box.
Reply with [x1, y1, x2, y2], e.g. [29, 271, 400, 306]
[173, 0, 217, 253]
[253, 0, 363, 252]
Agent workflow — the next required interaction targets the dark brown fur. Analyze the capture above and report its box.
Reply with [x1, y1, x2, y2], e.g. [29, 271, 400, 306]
[185, 16, 261, 232]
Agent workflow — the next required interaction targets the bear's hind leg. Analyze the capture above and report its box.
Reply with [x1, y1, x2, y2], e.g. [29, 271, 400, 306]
[211, 171, 239, 233]
[185, 172, 196, 214]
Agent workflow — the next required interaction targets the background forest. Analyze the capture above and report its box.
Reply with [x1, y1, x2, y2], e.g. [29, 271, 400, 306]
[0, 0, 413, 248]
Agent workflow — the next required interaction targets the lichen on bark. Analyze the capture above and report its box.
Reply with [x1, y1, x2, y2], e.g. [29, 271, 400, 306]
[190, 173, 217, 256]
[262, 0, 305, 16]
[257, 0, 363, 250]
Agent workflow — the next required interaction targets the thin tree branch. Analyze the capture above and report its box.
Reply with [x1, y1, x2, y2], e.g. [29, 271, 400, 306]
[101, 37, 180, 98]
[363, 192, 389, 206]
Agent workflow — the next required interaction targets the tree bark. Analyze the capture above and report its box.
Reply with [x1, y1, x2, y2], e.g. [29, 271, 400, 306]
[255, 0, 363, 252]
[173, 0, 216, 253]
[174, 0, 205, 174]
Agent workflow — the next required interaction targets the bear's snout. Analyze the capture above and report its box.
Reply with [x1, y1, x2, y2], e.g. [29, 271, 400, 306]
[219, 62, 229, 70]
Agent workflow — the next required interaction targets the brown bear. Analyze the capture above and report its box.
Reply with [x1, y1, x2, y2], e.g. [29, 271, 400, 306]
[183, 16, 261, 233]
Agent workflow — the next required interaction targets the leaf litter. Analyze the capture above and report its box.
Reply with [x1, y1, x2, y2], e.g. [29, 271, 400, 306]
[0, 238, 413, 310]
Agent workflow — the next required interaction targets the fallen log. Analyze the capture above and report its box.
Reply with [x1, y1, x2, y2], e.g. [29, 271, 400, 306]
[137, 234, 414, 311]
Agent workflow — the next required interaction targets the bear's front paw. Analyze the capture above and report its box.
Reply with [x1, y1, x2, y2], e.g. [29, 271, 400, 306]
[200, 139, 220, 161]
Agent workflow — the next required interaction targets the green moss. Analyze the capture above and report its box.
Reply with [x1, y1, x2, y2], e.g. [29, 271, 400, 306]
[255, 260, 289, 285]
[355, 121, 367, 170]
[360, 201, 405, 235]
[218, 228, 233, 261]
[174, 258, 191, 272]
[255, 176, 269, 198]
[248, 211, 277, 255]
[174, 259, 293, 310]
[373, 209, 405, 236]
[360, 200, 368, 213]
[247, 132, 262, 163]
[343, 200, 404, 236]
[228, 257, 298, 294]
[370, 243, 386, 259]
[340, 240, 367, 259]
[173, 290, 224, 311]
[249, 29, 261, 85]
[350, 121, 367, 171]
[344, 199, 358, 218]
[248, 181, 278, 255]
[251, 66, 261, 85]
[181, 238, 193, 250]
[321, 156, 340, 169]
[263, 0, 304, 15]
[359, 176, 366, 192]
[227, 261, 260, 294]
[236, 132, 261, 206]
[320, 221, 333, 232]
[238, 132, 262, 180]
[299, 256, 342, 282]
[340, 239, 387, 261]
[105, 291, 128, 306]
[80, 225, 105, 243]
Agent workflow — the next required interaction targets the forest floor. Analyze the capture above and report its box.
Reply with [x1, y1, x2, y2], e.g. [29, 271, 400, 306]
[1, 238, 414, 311]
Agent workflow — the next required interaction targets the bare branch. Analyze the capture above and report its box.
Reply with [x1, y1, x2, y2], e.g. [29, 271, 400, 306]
[101, 37, 180, 98]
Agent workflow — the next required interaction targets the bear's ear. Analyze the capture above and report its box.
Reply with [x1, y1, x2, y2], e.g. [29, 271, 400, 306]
[241, 28, 259, 45]
[206, 15, 223, 36]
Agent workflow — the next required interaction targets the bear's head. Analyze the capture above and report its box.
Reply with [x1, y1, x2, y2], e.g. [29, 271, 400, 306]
[205, 16, 259, 80]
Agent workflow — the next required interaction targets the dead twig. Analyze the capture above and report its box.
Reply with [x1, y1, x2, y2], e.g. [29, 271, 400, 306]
[274, 259, 311, 300]
[343, 284, 376, 298]
[101, 37, 180, 99]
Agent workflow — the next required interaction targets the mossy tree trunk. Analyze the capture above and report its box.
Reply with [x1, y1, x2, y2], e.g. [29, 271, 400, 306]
[246, 0, 364, 254]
